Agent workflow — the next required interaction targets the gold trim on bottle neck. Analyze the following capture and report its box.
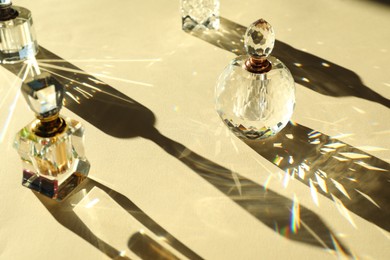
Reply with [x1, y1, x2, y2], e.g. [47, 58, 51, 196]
[34, 113, 67, 137]
[244, 56, 272, 74]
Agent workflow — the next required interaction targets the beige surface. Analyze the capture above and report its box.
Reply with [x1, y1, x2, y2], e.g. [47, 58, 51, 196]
[0, 0, 389, 259]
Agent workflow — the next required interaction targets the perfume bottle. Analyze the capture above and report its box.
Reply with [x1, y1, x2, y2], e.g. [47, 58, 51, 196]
[181, 0, 220, 31]
[14, 62, 90, 200]
[0, 0, 38, 63]
[215, 19, 295, 140]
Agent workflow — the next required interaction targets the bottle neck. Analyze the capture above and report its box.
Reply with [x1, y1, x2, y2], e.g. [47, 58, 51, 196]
[0, 2, 18, 21]
[244, 56, 272, 74]
[34, 113, 67, 138]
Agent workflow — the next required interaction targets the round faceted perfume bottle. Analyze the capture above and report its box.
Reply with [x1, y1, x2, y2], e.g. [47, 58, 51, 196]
[0, 0, 38, 63]
[215, 19, 295, 140]
[14, 62, 90, 200]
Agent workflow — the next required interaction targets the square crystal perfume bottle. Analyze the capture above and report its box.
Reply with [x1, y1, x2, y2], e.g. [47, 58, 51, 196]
[0, 0, 38, 63]
[14, 63, 90, 200]
[181, 0, 220, 31]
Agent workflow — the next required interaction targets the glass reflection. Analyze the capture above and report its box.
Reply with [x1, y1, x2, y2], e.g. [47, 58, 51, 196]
[34, 177, 201, 260]
[2, 46, 353, 256]
[188, 17, 390, 108]
[245, 122, 390, 231]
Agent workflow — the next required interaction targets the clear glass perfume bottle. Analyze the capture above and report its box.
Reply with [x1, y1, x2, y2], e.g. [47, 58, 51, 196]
[14, 62, 90, 200]
[215, 19, 295, 140]
[0, 0, 38, 63]
[181, 0, 220, 31]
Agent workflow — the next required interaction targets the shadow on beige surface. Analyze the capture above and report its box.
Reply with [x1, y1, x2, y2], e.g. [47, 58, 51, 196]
[3, 47, 356, 256]
[34, 177, 201, 260]
[187, 17, 390, 232]
[188, 17, 390, 108]
[245, 123, 390, 231]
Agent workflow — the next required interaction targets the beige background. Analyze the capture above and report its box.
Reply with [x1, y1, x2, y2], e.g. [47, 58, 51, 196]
[0, 0, 389, 259]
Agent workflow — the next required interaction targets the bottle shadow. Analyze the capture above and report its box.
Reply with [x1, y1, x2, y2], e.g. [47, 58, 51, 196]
[34, 177, 202, 259]
[4, 46, 356, 255]
[187, 17, 390, 108]
[245, 123, 390, 231]
[187, 17, 390, 231]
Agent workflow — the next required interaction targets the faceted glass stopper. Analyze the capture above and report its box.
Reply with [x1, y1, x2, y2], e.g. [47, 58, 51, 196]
[21, 71, 64, 118]
[244, 19, 275, 58]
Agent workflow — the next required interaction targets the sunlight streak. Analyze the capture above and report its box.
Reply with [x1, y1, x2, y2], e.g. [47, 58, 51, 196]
[324, 142, 346, 149]
[0, 63, 28, 143]
[37, 58, 162, 63]
[291, 194, 301, 233]
[85, 198, 100, 209]
[283, 169, 292, 188]
[231, 169, 242, 196]
[74, 86, 93, 99]
[331, 133, 354, 139]
[330, 234, 352, 259]
[339, 152, 370, 159]
[355, 189, 381, 208]
[331, 194, 357, 229]
[65, 91, 80, 104]
[39, 62, 153, 87]
[332, 156, 349, 162]
[0, 89, 21, 143]
[354, 161, 388, 171]
[299, 219, 330, 250]
[320, 148, 336, 153]
[315, 171, 328, 193]
[41, 68, 137, 105]
[263, 174, 272, 190]
[308, 131, 321, 138]
[309, 179, 319, 206]
[297, 165, 305, 180]
[330, 179, 351, 199]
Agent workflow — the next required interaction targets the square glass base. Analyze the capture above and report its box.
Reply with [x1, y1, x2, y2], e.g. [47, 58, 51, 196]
[22, 169, 87, 200]
[181, 0, 220, 31]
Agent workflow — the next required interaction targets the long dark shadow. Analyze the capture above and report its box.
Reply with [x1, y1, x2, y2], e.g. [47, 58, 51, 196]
[187, 17, 390, 108]
[186, 17, 390, 231]
[245, 123, 390, 231]
[0, 47, 357, 255]
[34, 177, 202, 260]
[33, 180, 130, 260]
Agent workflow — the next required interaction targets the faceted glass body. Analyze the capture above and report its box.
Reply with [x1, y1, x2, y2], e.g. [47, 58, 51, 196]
[0, 6, 38, 63]
[181, 0, 220, 31]
[216, 55, 295, 140]
[14, 117, 90, 200]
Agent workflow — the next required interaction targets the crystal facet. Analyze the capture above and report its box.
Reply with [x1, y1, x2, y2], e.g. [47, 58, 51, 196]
[244, 19, 275, 58]
[215, 19, 295, 140]
[0, 6, 38, 63]
[181, 0, 220, 31]
[21, 71, 64, 118]
[14, 64, 89, 200]
[14, 118, 90, 200]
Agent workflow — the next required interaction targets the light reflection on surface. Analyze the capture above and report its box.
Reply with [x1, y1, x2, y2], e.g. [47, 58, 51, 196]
[34, 178, 201, 260]
[0, 63, 27, 143]
[39, 62, 154, 87]
[245, 122, 390, 231]
[189, 17, 390, 108]
[0, 45, 373, 257]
